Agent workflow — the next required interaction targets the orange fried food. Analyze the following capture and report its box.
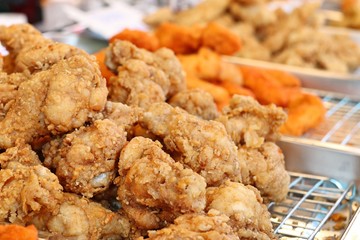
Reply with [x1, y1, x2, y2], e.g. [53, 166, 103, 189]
[280, 93, 326, 136]
[201, 22, 242, 55]
[93, 48, 115, 83]
[0, 224, 38, 240]
[219, 81, 255, 98]
[109, 29, 159, 51]
[240, 66, 301, 107]
[155, 22, 203, 54]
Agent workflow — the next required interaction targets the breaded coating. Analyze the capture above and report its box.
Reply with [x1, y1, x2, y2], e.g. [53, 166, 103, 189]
[0, 54, 108, 149]
[217, 95, 287, 148]
[238, 142, 290, 202]
[206, 181, 275, 240]
[105, 40, 185, 98]
[116, 137, 206, 230]
[140, 102, 241, 186]
[43, 119, 127, 198]
[0, 140, 41, 168]
[143, 210, 239, 240]
[0, 162, 63, 224]
[168, 88, 219, 120]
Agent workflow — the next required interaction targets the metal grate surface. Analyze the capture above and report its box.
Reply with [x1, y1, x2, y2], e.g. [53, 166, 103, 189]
[269, 172, 355, 239]
[299, 89, 360, 148]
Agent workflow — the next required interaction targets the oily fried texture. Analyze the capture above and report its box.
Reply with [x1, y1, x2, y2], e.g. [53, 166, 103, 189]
[238, 142, 290, 202]
[206, 181, 275, 240]
[217, 95, 287, 148]
[0, 224, 38, 240]
[105, 40, 185, 98]
[280, 93, 326, 136]
[0, 54, 108, 149]
[140, 102, 241, 186]
[43, 119, 127, 198]
[116, 137, 206, 230]
[32, 193, 132, 240]
[168, 88, 219, 120]
[0, 140, 41, 168]
[109, 29, 160, 51]
[143, 210, 239, 240]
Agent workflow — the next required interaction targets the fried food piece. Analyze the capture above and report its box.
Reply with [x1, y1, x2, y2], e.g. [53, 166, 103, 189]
[107, 60, 167, 109]
[0, 140, 41, 168]
[155, 23, 202, 54]
[0, 224, 38, 240]
[240, 66, 301, 107]
[105, 40, 185, 98]
[238, 142, 290, 202]
[143, 210, 239, 240]
[206, 181, 275, 239]
[110, 29, 159, 51]
[0, 54, 108, 149]
[217, 95, 287, 148]
[201, 22, 242, 55]
[116, 137, 206, 230]
[140, 102, 241, 186]
[168, 88, 219, 120]
[43, 119, 127, 198]
[280, 93, 326, 136]
[143, 7, 174, 27]
[92, 48, 116, 83]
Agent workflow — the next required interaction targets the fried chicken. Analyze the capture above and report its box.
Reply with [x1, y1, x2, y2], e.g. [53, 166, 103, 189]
[0, 54, 108, 149]
[139, 102, 241, 186]
[0, 140, 41, 168]
[142, 210, 239, 240]
[105, 40, 185, 98]
[217, 95, 287, 148]
[206, 181, 275, 240]
[43, 119, 127, 198]
[116, 137, 206, 230]
[168, 88, 219, 120]
[237, 142, 290, 202]
[110, 29, 160, 51]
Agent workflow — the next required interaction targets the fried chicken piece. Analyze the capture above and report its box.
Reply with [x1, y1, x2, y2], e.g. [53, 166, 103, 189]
[238, 142, 290, 202]
[217, 95, 287, 148]
[107, 60, 166, 109]
[105, 40, 185, 98]
[142, 210, 239, 240]
[168, 88, 219, 120]
[0, 162, 63, 224]
[140, 102, 241, 186]
[0, 54, 108, 149]
[0, 140, 41, 168]
[206, 181, 275, 239]
[116, 137, 206, 230]
[43, 119, 127, 198]
[110, 29, 160, 51]
[155, 23, 202, 54]
[280, 93, 326, 136]
[201, 22, 242, 55]
[31, 193, 132, 240]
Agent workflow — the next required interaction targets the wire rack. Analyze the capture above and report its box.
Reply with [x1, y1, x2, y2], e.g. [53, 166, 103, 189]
[268, 172, 355, 239]
[298, 89, 360, 149]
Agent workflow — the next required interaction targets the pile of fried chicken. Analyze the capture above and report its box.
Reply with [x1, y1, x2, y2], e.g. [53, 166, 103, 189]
[0, 24, 290, 240]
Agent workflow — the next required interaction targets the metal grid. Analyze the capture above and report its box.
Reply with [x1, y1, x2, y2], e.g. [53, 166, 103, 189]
[268, 172, 355, 239]
[299, 89, 360, 148]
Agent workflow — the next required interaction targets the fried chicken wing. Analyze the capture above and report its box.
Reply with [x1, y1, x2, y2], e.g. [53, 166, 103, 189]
[238, 142, 290, 202]
[217, 95, 287, 148]
[143, 210, 239, 240]
[43, 119, 127, 198]
[168, 88, 219, 120]
[140, 102, 241, 186]
[116, 137, 206, 230]
[206, 181, 275, 239]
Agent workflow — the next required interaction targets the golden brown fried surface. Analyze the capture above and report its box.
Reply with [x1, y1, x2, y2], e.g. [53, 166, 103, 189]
[206, 181, 275, 239]
[140, 102, 241, 186]
[143, 210, 239, 240]
[0, 140, 41, 168]
[217, 95, 287, 148]
[238, 142, 290, 202]
[116, 137, 206, 230]
[43, 119, 126, 198]
[109, 29, 160, 51]
[168, 88, 219, 120]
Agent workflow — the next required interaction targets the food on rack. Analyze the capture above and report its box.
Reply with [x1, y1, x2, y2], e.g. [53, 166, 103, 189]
[116, 137, 207, 230]
[0, 224, 38, 240]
